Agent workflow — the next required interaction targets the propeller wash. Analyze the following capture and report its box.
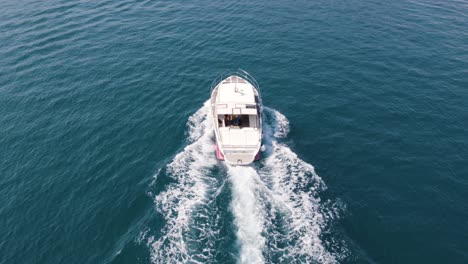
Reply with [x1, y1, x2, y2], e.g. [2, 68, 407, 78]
[142, 101, 347, 264]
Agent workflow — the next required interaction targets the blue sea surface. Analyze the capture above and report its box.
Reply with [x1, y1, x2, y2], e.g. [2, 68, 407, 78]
[1, 0, 467, 263]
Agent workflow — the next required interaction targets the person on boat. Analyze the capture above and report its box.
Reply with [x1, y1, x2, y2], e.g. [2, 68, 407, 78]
[233, 115, 241, 126]
[224, 115, 230, 126]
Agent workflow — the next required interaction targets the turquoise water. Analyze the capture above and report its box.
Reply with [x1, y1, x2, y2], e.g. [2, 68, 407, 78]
[1, 0, 467, 263]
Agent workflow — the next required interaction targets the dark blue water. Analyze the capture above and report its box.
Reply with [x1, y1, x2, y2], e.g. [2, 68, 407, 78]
[1, 0, 467, 263]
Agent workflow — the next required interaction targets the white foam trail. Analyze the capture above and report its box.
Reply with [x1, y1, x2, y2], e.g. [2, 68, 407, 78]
[261, 142, 337, 263]
[228, 166, 266, 264]
[145, 103, 343, 263]
[258, 107, 340, 263]
[148, 101, 219, 263]
[227, 106, 341, 263]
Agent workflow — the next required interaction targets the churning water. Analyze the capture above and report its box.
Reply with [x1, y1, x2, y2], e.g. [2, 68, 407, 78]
[145, 102, 345, 263]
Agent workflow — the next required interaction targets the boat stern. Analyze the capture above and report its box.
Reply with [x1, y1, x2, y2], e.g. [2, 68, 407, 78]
[220, 148, 259, 165]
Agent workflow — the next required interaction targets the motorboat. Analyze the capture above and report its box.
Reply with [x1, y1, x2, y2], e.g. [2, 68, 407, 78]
[210, 71, 263, 165]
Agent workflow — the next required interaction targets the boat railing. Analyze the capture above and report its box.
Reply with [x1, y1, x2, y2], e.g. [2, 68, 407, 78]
[210, 69, 261, 97]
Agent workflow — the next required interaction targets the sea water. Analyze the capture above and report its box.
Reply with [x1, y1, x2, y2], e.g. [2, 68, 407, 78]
[1, 0, 467, 263]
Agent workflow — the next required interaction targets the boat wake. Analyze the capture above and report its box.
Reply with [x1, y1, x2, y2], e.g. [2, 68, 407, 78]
[143, 101, 345, 263]
[228, 166, 266, 264]
[145, 101, 222, 263]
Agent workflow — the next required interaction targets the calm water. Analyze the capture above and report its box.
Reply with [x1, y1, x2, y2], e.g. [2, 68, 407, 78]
[1, 0, 467, 263]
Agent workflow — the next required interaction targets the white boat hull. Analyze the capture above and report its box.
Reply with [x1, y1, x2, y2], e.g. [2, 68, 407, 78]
[210, 73, 262, 165]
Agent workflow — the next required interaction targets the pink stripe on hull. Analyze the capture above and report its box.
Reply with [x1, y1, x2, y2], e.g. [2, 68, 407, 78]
[254, 151, 261, 161]
[216, 144, 224, 160]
